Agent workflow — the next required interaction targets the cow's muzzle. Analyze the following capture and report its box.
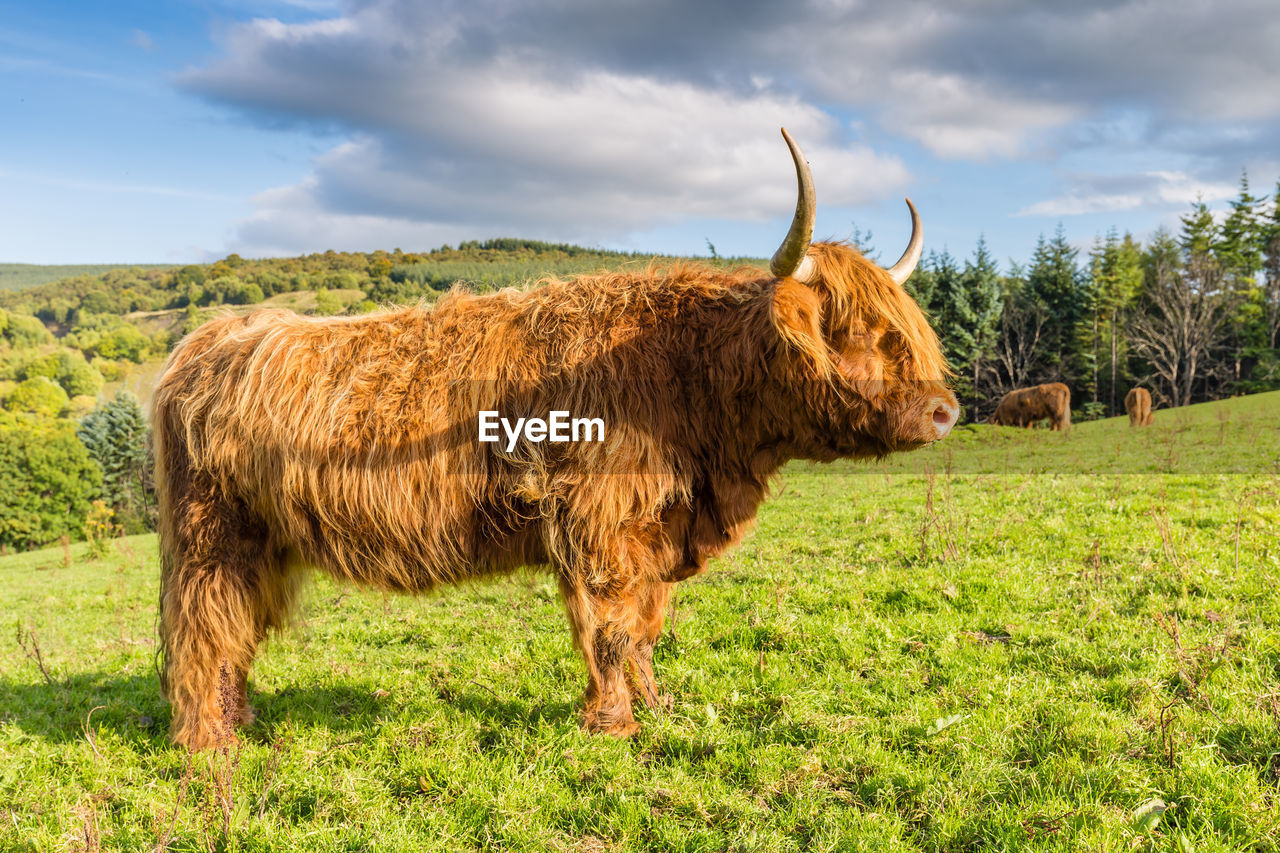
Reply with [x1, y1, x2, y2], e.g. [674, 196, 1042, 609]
[927, 395, 960, 440]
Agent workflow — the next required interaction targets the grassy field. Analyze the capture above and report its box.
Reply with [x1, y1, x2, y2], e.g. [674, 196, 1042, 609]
[0, 263, 172, 292]
[2, 392, 1279, 851]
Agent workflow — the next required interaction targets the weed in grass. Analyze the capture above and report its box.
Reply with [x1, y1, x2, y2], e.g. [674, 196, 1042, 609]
[15, 621, 55, 687]
[70, 795, 102, 852]
[151, 756, 197, 852]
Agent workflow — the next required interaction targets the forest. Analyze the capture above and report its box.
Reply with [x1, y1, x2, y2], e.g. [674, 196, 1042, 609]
[1, 176, 1278, 554]
[899, 173, 1280, 419]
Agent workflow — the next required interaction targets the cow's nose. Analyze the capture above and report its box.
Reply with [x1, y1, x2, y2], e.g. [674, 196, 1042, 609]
[930, 398, 959, 439]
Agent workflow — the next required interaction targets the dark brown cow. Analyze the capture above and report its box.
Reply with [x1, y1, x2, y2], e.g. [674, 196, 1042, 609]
[1125, 387, 1153, 426]
[154, 129, 958, 750]
[990, 382, 1072, 431]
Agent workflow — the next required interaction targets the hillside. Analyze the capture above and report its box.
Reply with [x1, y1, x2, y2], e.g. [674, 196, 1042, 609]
[0, 240, 754, 320]
[0, 262, 174, 291]
[885, 389, 1280, 476]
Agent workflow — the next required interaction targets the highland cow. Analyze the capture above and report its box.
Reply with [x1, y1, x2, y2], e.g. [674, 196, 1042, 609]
[154, 129, 958, 750]
[990, 382, 1071, 431]
[1125, 387, 1154, 426]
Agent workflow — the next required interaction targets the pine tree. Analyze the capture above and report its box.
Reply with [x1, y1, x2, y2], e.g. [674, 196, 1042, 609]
[1216, 170, 1264, 287]
[1112, 232, 1145, 407]
[960, 238, 1003, 404]
[903, 250, 941, 319]
[931, 241, 1003, 410]
[1086, 229, 1143, 413]
[1181, 189, 1264, 391]
[1026, 225, 1086, 391]
[1264, 178, 1280, 349]
[930, 248, 960, 309]
[77, 391, 153, 532]
[930, 248, 962, 356]
[1180, 197, 1217, 262]
[1143, 227, 1181, 286]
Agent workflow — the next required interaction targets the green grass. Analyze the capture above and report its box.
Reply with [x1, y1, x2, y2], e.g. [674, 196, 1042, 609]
[0, 263, 172, 291]
[2, 393, 1279, 851]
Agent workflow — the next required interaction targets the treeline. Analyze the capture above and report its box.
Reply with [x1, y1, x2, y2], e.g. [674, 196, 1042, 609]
[903, 173, 1280, 418]
[0, 262, 174, 292]
[0, 239, 663, 322]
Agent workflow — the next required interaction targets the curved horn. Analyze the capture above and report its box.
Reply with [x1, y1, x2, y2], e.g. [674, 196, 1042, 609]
[885, 198, 923, 285]
[769, 127, 816, 281]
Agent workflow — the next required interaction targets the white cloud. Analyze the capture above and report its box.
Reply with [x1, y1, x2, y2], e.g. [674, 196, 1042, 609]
[177, 0, 1280, 254]
[874, 73, 1077, 160]
[1017, 193, 1144, 218]
[182, 7, 911, 256]
[1016, 171, 1238, 218]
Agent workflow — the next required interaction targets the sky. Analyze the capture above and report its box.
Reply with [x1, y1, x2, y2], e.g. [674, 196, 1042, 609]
[2, 0, 1279, 267]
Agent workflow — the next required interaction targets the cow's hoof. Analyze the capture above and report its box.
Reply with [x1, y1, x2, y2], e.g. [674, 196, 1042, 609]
[598, 720, 641, 738]
[172, 720, 238, 752]
[583, 712, 641, 738]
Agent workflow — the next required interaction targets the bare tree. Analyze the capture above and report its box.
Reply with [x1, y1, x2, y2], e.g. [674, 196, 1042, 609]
[991, 295, 1048, 394]
[1129, 255, 1231, 408]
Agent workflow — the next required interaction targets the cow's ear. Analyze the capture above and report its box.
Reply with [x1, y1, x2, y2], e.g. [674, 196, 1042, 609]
[771, 278, 828, 371]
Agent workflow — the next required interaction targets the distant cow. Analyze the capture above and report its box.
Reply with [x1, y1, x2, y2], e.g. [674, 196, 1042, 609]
[990, 382, 1071, 431]
[153, 129, 959, 750]
[1125, 387, 1153, 426]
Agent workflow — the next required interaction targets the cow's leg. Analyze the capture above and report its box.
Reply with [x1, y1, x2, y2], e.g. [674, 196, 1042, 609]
[559, 577, 641, 737]
[160, 486, 295, 750]
[627, 581, 672, 711]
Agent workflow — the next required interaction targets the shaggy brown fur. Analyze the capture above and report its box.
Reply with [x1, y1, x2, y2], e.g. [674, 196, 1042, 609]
[990, 382, 1072, 431]
[155, 242, 955, 749]
[1125, 387, 1154, 426]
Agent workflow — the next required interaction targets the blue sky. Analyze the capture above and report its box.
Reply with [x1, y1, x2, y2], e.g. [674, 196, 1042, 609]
[2, 0, 1278, 267]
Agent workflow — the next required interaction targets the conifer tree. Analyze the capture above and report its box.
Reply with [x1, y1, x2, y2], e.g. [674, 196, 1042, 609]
[77, 391, 153, 532]
[927, 240, 1004, 411]
[1217, 170, 1264, 286]
[1026, 225, 1086, 390]
[903, 251, 940, 319]
[1264, 178, 1280, 349]
[1180, 197, 1217, 262]
[1086, 230, 1144, 413]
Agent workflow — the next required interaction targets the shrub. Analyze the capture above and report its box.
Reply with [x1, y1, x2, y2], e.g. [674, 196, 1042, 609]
[0, 410, 102, 550]
[313, 289, 343, 316]
[4, 377, 69, 417]
[83, 500, 120, 559]
[21, 350, 103, 398]
[0, 310, 52, 347]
